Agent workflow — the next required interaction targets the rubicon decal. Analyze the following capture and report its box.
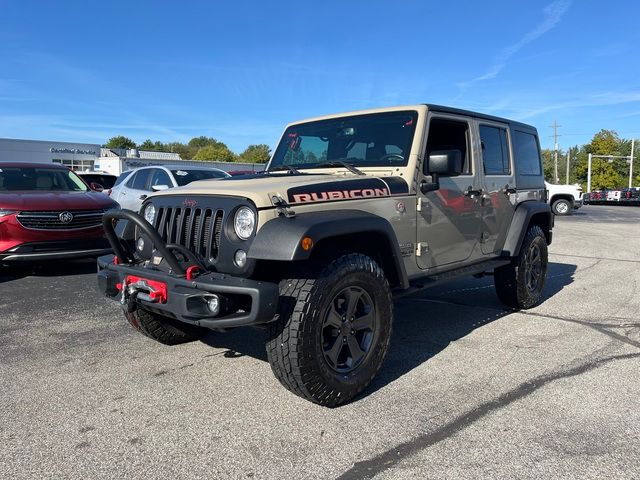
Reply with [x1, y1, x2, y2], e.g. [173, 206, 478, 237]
[287, 177, 409, 204]
[292, 188, 388, 203]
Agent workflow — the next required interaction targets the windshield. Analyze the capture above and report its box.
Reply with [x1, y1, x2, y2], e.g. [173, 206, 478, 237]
[269, 111, 418, 171]
[0, 166, 88, 192]
[171, 169, 230, 186]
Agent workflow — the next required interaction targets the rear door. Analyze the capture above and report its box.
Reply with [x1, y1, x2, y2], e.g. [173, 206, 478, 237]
[476, 121, 517, 255]
[117, 168, 152, 211]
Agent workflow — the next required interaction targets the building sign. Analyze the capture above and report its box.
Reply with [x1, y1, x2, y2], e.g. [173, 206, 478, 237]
[50, 147, 97, 155]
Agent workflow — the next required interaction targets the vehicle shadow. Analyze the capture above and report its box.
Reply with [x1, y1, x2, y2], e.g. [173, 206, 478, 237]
[0, 258, 98, 284]
[201, 261, 577, 403]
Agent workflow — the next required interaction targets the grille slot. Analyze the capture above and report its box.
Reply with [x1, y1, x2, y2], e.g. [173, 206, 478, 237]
[16, 210, 105, 230]
[155, 207, 224, 262]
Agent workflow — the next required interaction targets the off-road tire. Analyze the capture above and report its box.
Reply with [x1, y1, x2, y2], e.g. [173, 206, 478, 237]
[551, 198, 571, 216]
[494, 225, 548, 309]
[125, 308, 206, 345]
[266, 253, 393, 407]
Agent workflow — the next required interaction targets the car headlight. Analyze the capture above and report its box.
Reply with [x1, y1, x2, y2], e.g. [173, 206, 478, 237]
[234, 206, 255, 240]
[143, 203, 156, 224]
[0, 209, 17, 218]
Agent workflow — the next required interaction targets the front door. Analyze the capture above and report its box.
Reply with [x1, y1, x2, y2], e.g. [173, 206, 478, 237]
[476, 121, 517, 255]
[416, 114, 483, 270]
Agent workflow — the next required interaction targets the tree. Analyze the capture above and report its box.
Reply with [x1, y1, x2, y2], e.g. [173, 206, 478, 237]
[165, 142, 191, 159]
[104, 136, 136, 149]
[587, 130, 622, 156]
[193, 144, 237, 162]
[239, 144, 271, 163]
[139, 139, 166, 151]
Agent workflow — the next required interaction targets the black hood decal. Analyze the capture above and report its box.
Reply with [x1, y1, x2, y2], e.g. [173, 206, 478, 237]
[287, 177, 409, 204]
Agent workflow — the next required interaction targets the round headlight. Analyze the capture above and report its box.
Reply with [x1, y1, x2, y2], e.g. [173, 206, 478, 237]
[143, 203, 156, 224]
[234, 207, 255, 240]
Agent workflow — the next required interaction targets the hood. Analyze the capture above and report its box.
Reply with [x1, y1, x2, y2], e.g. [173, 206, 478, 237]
[151, 172, 410, 208]
[0, 191, 118, 211]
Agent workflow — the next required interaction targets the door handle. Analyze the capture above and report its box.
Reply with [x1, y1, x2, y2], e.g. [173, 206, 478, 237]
[464, 186, 483, 197]
[502, 184, 517, 195]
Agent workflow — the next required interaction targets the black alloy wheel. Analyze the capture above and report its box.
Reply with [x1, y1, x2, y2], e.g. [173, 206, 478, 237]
[321, 286, 377, 374]
[524, 242, 543, 293]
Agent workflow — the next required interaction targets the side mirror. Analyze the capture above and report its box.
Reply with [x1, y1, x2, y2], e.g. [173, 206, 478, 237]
[428, 149, 463, 176]
[90, 182, 104, 192]
[151, 184, 170, 192]
[420, 175, 440, 194]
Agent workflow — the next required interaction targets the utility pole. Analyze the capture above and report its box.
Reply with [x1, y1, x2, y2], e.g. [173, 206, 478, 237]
[550, 120, 561, 183]
[630, 138, 635, 188]
[565, 150, 570, 185]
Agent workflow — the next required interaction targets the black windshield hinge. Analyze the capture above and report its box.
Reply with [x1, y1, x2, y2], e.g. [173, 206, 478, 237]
[271, 195, 296, 218]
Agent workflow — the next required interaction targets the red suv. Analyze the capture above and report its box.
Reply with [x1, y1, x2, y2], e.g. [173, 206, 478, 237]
[0, 163, 119, 264]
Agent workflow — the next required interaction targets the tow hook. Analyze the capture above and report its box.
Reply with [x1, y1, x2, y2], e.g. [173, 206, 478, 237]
[117, 276, 168, 312]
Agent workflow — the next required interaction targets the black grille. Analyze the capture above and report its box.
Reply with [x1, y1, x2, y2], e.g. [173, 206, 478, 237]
[16, 210, 105, 230]
[154, 207, 224, 261]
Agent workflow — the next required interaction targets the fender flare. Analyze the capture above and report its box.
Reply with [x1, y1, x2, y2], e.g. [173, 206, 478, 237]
[502, 201, 553, 257]
[249, 210, 409, 288]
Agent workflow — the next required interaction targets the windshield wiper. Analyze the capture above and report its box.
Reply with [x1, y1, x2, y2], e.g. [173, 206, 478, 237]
[313, 160, 365, 176]
[268, 165, 300, 174]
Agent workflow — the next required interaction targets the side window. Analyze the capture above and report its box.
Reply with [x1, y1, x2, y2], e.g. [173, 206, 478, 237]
[424, 118, 471, 175]
[129, 169, 151, 190]
[479, 125, 510, 175]
[150, 169, 172, 188]
[114, 171, 132, 187]
[513, 131, 542, 175]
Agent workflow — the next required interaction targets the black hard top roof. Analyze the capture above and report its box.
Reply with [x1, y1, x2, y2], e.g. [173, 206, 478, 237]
[425, 104, 537, 131]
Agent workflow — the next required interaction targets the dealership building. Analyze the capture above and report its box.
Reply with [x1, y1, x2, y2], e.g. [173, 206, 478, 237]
[0, 138, 263, 175]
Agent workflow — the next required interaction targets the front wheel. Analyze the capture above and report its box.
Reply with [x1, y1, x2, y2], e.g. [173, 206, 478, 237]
[494, 225, 548, 309]
[552, 198, 571, 215]
[125, 308, 206, 345]
[266, 253, 393, 407]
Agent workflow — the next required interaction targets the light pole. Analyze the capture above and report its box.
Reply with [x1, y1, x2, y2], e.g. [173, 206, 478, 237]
[629, 138, 635, 188]
[587, 153, 592, 193]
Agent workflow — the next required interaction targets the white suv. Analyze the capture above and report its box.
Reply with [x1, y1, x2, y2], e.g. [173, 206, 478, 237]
[110, 165, 230, 211]
[545, 181, 583, 215]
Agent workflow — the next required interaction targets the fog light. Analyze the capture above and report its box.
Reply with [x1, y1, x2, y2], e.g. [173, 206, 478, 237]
[234, 249, 247, 267]
[137, 237, 145, 251]
[206, 295, 220, 316]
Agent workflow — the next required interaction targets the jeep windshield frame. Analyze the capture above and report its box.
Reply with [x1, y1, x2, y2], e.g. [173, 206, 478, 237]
[268, 110, 418, 172]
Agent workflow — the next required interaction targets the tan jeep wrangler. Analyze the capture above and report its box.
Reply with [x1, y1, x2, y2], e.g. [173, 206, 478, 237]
[99, 105, 553, 407]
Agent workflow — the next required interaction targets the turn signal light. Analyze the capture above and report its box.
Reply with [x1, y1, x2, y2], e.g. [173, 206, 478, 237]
[301, 236, 314, 251]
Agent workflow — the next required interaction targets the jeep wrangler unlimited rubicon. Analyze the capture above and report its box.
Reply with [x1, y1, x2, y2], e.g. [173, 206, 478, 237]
[98, 105, 553, 407]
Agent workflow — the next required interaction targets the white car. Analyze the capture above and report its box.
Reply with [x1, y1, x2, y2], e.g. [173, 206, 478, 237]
[109, 165, 230, 212]
[545, 181, 583, 215]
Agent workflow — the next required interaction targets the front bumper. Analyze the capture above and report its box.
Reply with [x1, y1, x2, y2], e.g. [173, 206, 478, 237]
[98, 210, 279, 329]
[574, 198, 583, 209]
[98, 256, 278, 328]
[0, 238, 111, 263]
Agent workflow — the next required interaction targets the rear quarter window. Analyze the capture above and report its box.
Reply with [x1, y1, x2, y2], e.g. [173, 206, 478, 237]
[513, 131, 542, 175]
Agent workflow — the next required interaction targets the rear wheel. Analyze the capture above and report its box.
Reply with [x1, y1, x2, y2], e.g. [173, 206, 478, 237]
[552, 198, 571, 215]
[266, 253, 393, 407]
[125, 308, 206, 345]
[494, 225, 548, 309]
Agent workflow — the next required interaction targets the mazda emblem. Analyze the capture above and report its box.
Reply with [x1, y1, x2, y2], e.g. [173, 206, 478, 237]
[59, 211, 74, 223]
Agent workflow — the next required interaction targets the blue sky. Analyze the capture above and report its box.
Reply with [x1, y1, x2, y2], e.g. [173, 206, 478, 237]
[1, 0, 639, 152]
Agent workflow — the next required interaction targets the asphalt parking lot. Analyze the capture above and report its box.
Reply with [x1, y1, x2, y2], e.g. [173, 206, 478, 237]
[1, 204, 639, 479]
